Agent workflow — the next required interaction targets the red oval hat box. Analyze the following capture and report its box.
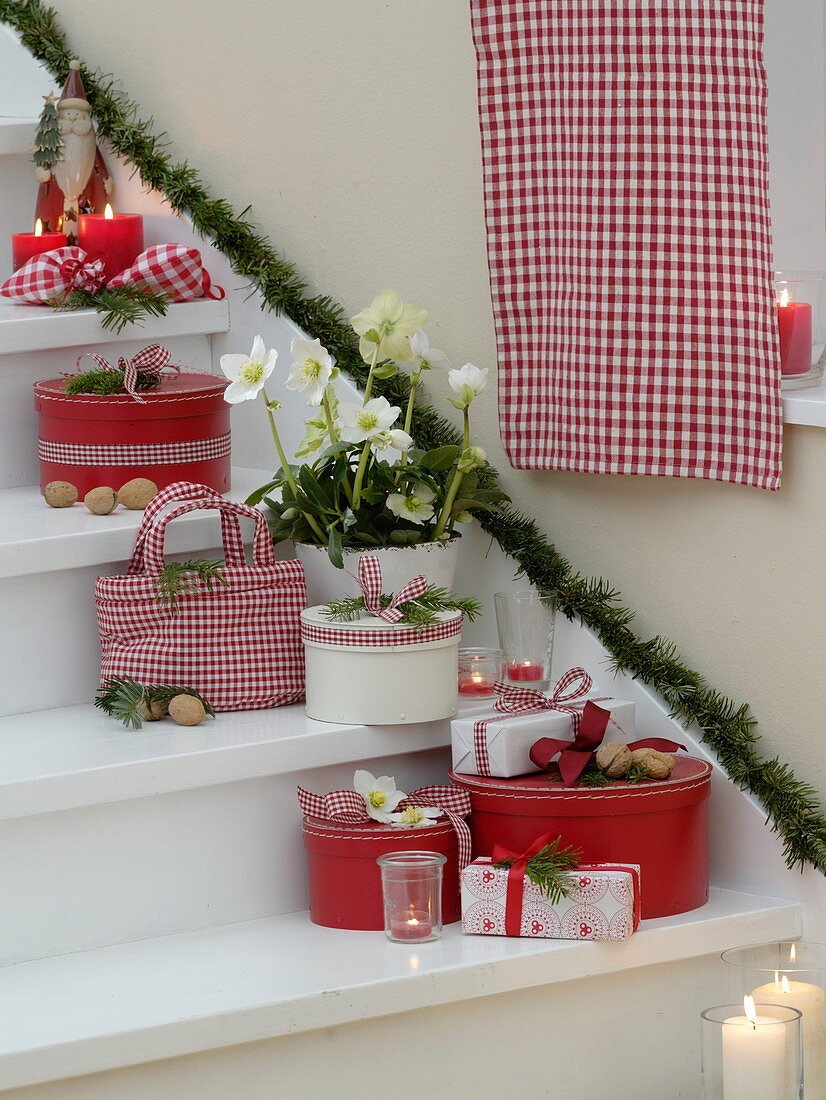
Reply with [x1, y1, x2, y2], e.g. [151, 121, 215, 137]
[303, 815, 462, 931]
[450, 756, 712, 919]
[34, 373, 231, 497]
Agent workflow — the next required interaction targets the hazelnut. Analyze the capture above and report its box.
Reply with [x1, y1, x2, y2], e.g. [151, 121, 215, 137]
[149, 699, 168, 720]
[44, 480, 78, 508]
[118, 477, 158, 510]
[629, 747, 676, 780]
[168, 694, 206, 726]
[84, 486, 118, 515]
[137, 698, 163, 722]
[594, 741, 632, 778]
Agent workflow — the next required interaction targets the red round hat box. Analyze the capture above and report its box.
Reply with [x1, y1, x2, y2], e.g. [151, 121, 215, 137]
[34, 373, 231, 497]
[450, 756, 712, 919]
[303, 815, 462, 931]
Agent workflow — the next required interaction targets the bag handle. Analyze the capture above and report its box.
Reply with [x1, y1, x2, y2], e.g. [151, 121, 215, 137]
[128, 482, 245, 574]
[140, 496, 276, 574]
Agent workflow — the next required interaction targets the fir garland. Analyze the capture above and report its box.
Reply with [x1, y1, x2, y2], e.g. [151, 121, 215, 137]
[4, 0, 825, 872]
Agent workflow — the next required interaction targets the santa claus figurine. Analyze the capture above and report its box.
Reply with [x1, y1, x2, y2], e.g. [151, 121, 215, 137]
[34, 60, 113, 243]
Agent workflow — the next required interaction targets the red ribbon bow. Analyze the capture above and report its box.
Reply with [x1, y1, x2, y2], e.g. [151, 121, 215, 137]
[297, 782, 473, 868]
[350, 555, 428, 623]
[75, 343, 180, 402]
[490, 831, 570, 937]
[59, 253, 106, 294]
[529, 700, 686, 786]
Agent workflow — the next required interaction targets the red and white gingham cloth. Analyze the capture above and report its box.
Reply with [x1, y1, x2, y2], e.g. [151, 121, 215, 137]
[301, 614, 463, 649]
[473, 667, 592, 775]
[0, 246, 105, 303]
[107, 244, 225, 301]
[95, 482, 306, 711]
[37, 433, 231, 467]
[297, 783, 474, 868]
[350, 555, 428, 623]
[470, 0, 782, 490]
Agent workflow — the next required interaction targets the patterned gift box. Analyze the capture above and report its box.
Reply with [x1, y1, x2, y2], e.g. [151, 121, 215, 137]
[461, 857, 641, 941]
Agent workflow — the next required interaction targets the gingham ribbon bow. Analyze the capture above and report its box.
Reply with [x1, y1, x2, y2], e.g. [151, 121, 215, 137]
[351, 555, 428, 623]
[59, 252, 106, 294]
[75, 343, 180, 402]
[297, 783, 473, 868]
[471, 667, 593, 777]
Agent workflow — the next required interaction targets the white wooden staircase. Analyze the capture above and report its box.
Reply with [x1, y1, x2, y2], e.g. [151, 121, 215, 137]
[0, 29, 819, 1100]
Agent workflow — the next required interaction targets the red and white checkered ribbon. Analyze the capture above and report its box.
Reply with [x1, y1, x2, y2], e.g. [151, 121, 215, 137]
[301, 615, 462, 649]
[350, 555, 428, 623]
[0, 246, 105, 304]
[297, 783, 473, 868]
[472, 667, 593, 776]
[75, 343, 180, 402]
[38, 432, 231, 467]
[107, 244, 225, 302]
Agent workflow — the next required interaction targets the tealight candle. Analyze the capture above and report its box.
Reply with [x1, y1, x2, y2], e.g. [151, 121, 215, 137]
[78, 204, 143, 281]
[11, 219, 67, 271]
[378, 851, 446, 944]
[458, 648, 503, 697]
[389, 909, 433, 942]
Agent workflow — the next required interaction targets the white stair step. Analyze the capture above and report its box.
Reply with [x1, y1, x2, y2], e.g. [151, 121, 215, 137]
[0, 117, 37, 156]
[0, 466, 271, 578]
[0, 891, 801, 1091]
[0, 298, 229, 356]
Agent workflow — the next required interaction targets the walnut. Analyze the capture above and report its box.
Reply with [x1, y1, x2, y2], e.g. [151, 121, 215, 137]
[44, 480, 78, 508]
[629, 747, 676, 780]
[168, 694, 206, 726]
[594, 741, 632, 778]
[137, 698, 163, 722]
[84, 486, 118, 515]
[117, 477, 158, 510]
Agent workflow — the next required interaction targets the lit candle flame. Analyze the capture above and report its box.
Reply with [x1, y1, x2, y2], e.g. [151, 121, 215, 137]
[34, 218, 43, 237]
[744, 995, 758, 1026]
[778, 287, 790, 308]
[790, 943, 797, 964]
[471, 674, 483, 684]
[407, 917, 419, 927]
[104, 203, 114, 220]
[774, 970, 780, 985]
[782, 974, 791, 993]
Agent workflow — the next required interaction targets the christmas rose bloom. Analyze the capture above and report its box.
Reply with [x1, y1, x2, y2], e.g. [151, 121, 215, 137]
[388, 805, 441, 828]
[448, 362, 488, 406]
[285, 337, 334, 406]
[351, 289, 428, 363]
[397, 329, 450, 373]
[339, 396, 401, 444]
[353, 770, 406, 823]
[386, 482, 436, 525]
[370, 428, 413, 456]
[220, 335, 278, 403]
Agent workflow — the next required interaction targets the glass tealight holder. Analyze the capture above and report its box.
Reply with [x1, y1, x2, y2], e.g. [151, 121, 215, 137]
[494, 589, 556, 688]
[458, 647, 504, 698]
[774, 270, 826, 391]
[700, 1001, 802, 1099]
[721, 941, 826, 1094]
[377, 851, 446, 944]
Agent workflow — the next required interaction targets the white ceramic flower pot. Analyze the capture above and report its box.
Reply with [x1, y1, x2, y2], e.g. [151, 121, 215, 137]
[292, 538, 461, 607]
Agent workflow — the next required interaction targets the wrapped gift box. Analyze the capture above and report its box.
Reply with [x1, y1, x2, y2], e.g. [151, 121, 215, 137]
[451, 696, 636, 778]
[462, 857, 640, 940]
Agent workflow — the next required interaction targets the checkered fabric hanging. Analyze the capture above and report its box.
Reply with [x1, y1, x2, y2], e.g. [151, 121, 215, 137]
[470, 0, 782, 490]
[107, 244, 225, 301]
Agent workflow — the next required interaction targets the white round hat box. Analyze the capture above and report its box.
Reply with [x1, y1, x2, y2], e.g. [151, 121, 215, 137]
[300, 606, 463, 725]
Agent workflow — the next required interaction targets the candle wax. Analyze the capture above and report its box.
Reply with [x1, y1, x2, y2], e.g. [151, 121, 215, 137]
[721, 1013, 787, 1099]
[777, 300, 812, 376]
[78, 213, 144, 281]
[752, 979, 825, 1094]
[389, 912, 433, 942]
[458, 678, 496, 696]
[11, 230, 67, 271]
[507, 662, 545, 682]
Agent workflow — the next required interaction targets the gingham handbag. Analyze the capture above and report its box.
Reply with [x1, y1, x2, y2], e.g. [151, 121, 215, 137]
[95, 483, 306, 711]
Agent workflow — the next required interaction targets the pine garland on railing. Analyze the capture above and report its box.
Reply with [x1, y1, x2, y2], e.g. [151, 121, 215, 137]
[5, 0, 825, 872]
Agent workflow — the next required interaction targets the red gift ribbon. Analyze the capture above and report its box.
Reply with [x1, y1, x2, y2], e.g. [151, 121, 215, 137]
[349, 555, 428, 624]
[529, 700, 686, 786]
[491, 831, 564, 936]
[74, 343, 181, 402]
[59, 252, 106, 293]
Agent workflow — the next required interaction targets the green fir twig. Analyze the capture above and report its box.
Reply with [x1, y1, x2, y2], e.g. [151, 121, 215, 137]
[155, 559, 227, 612]
[493, 837, 582, 905]
[65, 367, 163, 396]
[49, 285, 170, 334]
[95, 676, 215, 730]
[322, 584, 481, 626]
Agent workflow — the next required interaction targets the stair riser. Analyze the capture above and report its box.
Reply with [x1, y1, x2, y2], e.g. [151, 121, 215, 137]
[0, 337, 217, 490]
[0, 748, 449, 965]
[0, 154, 39, 278]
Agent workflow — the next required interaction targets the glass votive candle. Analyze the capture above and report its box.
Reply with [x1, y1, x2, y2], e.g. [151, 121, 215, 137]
[458, 647, 504, 697]
[722, 941, 826, 1094]
[700, 1000, 802, 1099]
[774, 270, 826, 390]
[377, 851, 446, 944]
[494, 589, 555, 687]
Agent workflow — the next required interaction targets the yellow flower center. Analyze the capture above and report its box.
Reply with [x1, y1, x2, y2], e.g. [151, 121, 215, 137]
[369, 791, 386, 809]
[240, 359, 265, 385]
[357, 411, 379, 431]
[301, 358, 322, 381]
[409, 496, 423, 510]
[401, 807, 423, 824]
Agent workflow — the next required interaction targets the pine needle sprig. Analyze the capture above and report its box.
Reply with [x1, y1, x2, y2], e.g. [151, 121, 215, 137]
[155, 559, 227, 612]
[322, 584, 481, 626]
[49, 285, 170, 334]
[95, 676, 215, 730]
[65, 367, 163, 396]
[494, 837, 583, 905]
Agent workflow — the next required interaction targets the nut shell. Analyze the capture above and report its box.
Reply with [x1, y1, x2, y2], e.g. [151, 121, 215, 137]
[118, 477, 158, 510]
[44, 480, 78, 508]
[84, 486, 118, 515]
[629, 747, 676, 780]
[594, 741, 632, 778]
[137, 699, 162, 722]
[168, 694, 206, 726]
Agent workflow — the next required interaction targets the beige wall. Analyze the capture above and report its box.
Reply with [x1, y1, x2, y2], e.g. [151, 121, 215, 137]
[47, 0, 826, 791]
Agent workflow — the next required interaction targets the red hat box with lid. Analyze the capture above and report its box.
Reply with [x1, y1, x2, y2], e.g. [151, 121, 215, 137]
[34, 373, 231, 497]
[450, 756, 712, 919]
[303, 816, 462, 930]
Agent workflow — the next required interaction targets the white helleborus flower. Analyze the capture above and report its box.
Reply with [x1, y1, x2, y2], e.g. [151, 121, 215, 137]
[351, 289, 428, 363]
[286, 337, 334, 407]
[370, 428, 413, 456]
[220, 335, 278, 404]
[398, 329, 450, 373]
[339, 396, 401, 444]
[353, 769, 406, 823]
[388, 805, 442, 828]
[448, 362, 489, 406]
[386, 482, 436, 525]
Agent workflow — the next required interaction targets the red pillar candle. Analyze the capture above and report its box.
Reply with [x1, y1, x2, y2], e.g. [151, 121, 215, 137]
[777, 288, 812, 377]
[78, 206, 143, 281]
[11, 220, 67, 271]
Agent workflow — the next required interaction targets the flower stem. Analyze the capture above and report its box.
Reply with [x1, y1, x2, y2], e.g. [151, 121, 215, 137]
[433, 407, 470, 540]
[362, 342, 381, 403]
[322, 393, 339, 443]
[262, 387, 326, 543]
[393, 373, 419, 486]
[351, 440, 371, 510]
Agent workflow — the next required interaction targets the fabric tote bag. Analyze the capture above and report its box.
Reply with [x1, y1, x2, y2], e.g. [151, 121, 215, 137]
[96, 482, 306, 711]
